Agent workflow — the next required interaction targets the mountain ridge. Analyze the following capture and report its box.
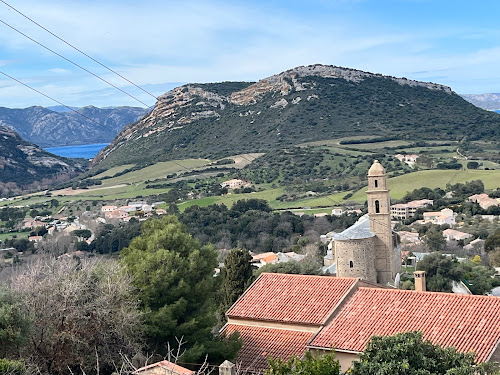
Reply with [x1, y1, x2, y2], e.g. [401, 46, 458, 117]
[0, 105, 148, 147]
[0, 126, 86, 196]
[91, 64, 500, 169]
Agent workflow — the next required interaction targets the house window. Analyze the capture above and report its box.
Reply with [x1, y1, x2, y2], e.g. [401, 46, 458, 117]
[374, 180, 378, 188]
[375, 200, 380, 213]
[349, 260, 354, 268]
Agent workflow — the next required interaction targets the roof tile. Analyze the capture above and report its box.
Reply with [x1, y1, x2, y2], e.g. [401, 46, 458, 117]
[227, 273, 358, 325]
[223, 324, 314, 372]
[309, 288, 500, 362]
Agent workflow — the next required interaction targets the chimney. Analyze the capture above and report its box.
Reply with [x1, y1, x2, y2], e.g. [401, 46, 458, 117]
[413, 270, 426, 292]
[219, 360, 236, 375]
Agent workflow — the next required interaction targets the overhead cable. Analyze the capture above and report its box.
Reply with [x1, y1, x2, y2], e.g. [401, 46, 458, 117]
[0, 18, 153, 109]
[0, 0, 159, 101]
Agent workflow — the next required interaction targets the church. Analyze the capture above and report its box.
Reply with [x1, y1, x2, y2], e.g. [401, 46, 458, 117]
[334, 159, 401, 285]
[220, 160, 500, 373]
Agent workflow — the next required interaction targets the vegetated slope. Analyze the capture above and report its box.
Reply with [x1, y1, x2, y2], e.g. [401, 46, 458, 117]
[0, 105, 148, 147]
[461, 93, 500, 111]
[92, 64, 500, 169]
[0, 126, 86, 196]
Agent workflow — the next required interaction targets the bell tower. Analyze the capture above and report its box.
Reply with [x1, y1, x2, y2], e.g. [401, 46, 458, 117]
[366, 160, 395, 284]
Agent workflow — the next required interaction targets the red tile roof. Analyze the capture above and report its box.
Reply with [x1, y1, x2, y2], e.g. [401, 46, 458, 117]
[226, 273, 358, 325]
[133, 360, 194, 375]
[223, 324, 314, 372]
[309, 288, 500, 362]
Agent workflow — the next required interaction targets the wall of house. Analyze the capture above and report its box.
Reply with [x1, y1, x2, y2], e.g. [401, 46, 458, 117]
[226, 317, 320, 333]
[335, 238, 376, 283]
[309, 348, 359, 372]
[490, 342, 500, 363]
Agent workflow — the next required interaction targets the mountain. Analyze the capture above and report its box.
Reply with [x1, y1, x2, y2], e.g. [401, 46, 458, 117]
[461, 93, 500, 111]
[0, 106, 149, 147]
[0, 126, 87, 196]
[46, 105, 79, 113]
[92, 64, 500, 169]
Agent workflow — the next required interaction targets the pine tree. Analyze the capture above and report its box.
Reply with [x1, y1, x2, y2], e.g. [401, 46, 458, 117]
[120, 215, 241, 362]
[218, 248, 254, 323]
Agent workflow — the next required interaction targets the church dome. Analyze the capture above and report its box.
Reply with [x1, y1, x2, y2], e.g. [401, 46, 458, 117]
[368, 160, 386, 176]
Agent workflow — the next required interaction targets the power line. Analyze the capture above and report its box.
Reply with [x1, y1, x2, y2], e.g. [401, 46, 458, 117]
[0, 18, 153, 109]
[0, 0, 159, 101]
[0, 69, 105, 128]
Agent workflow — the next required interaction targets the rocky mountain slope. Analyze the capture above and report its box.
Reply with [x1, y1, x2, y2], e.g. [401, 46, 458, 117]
[0, 126, 86, 196]
[92, 64, 500, 169]
[461, 93, 500, 111]
[0, 106, 148, 147]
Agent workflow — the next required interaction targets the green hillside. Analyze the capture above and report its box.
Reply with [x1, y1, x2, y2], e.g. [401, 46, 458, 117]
[92, 64, 500, 170]
[0, 126, 86, 196]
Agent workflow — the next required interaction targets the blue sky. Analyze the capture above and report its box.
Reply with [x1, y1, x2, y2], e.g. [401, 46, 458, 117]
[1, 0, 500, 108]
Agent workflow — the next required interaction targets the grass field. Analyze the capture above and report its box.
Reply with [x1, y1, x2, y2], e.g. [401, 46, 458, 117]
[98, 159, 210, 187]
[349, 169, 500, 202]
[0, 232, 28, 241]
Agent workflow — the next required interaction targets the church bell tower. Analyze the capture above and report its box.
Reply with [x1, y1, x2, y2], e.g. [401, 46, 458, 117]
[366, 160, 396, 284]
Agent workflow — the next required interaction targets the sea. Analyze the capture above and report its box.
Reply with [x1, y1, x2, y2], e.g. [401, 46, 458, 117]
[44, 143, 109, 159]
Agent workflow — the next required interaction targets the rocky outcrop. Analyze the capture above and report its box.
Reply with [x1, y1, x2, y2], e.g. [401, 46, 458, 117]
[92, 64, 487, 169]
[0, 126, 85, 195]
[0, 106, 148, 147]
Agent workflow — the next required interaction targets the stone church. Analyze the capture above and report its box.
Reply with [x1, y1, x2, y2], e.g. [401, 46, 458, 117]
[334, 160, 401, 284]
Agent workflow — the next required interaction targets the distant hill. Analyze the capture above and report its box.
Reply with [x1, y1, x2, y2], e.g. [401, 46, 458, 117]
[0, 106, 148, 147]
[0, 126, 86, 196]
[92, 64, 500, 169]
[461, 93, 500, 111]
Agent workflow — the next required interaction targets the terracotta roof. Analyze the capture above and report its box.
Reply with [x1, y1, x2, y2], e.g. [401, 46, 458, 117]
[133, 360, 194, 375]
[227, 273, 358, 325]
[309, 288, 500, 362]
[223, 324, 314, 372]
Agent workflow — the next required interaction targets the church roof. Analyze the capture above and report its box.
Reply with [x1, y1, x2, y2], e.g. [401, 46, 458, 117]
[222, 324, 314, 372]
[308, 287, 500, 362]
[333, 215, 374, 240]
[368, 160, 386, 176]
[226, 273, 358, 325]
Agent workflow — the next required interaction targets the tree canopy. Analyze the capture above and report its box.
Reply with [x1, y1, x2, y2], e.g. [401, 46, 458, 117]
[120, 215, 241, 363]
[350, 331, 498, 375]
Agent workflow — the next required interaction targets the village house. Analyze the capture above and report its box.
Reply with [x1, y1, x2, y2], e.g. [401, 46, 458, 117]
[395, 154, 419, 167]
[22, 218, 45, 229]
[397, 231, 421, 245]
[220, 179, 251, 190]
[390, 199, 434, 220]
[442, 228, 473, 242]
[468, 193, 500, 210]
[133, 360, 194, 375]
[104, 209, 128, 220]
[423, 208, 456, 225]
[101, 205, 117, 213]
[222, 272, 500, 373]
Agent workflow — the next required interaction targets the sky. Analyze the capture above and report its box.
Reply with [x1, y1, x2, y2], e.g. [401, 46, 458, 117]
[1, 0, 500, 109]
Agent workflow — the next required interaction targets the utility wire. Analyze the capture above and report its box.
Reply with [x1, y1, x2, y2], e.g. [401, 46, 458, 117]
[0, 0, 159, 101]
[0, 69, 105, 127]
[0, 18, 153, 109]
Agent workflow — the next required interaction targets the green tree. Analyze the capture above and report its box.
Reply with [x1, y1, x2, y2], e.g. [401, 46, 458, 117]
[458, 261, 499, 295]
[265, 351, 340, 375]
[0, 359, 26, 375]
[120, 216, 241, 363]
[485, 229, 500, 252]
[218, 249, 254, 323]
[425, 228, 446, 251]
[0, 288, 29, 358]
[350, 331, 496, 375]
[417, 253, 463, 292]
[467, 161, 479, 169]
